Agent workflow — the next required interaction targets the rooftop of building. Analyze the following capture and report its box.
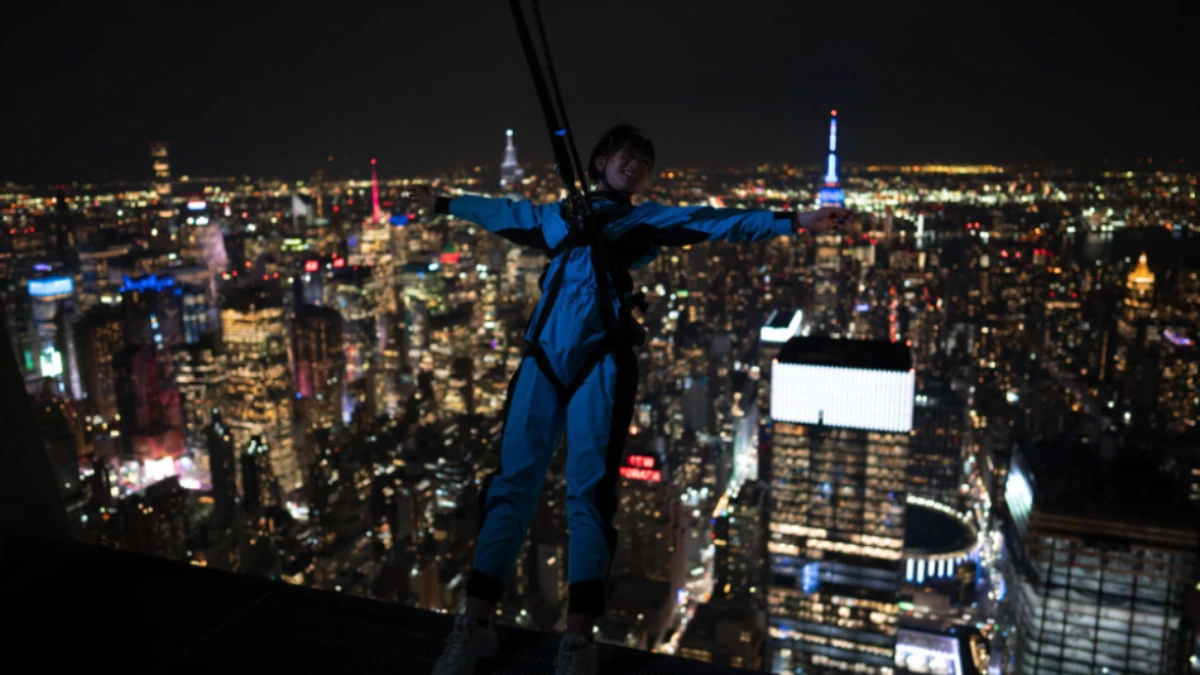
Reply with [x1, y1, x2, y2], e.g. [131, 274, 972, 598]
[295, 303, 343, 320]
[680, 601, 763, 646]
[1016, 437, 1200, 529]
[914, 382, 965, 409]
[222, 282, 284, 312]
[777, 336, 912, 372]
[764, 309, 799, 329]
[5, 534, 758, 675]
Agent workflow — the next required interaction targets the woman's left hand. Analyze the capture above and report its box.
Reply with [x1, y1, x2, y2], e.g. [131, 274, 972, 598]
[795, 207, 853, 233]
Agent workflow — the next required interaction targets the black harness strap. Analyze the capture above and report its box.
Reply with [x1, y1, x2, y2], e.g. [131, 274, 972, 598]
[508, 0, 645, 403]
[523, 200, 641, 405]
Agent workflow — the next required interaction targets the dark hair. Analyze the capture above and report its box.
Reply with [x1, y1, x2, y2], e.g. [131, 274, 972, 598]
[587, 125, 656, 182]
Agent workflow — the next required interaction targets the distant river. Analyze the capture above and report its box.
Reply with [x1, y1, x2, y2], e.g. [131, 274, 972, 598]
[1076, 227, 1198, 266]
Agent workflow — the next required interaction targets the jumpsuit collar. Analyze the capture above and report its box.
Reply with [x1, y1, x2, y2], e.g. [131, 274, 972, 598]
[588, 190, 632, 207]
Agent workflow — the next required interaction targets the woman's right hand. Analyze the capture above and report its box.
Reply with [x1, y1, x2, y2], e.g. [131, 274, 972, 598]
[408, 184, 437, 210]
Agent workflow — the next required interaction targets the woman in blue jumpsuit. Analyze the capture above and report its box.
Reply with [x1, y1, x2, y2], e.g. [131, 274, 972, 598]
[415, 126, 850, 675]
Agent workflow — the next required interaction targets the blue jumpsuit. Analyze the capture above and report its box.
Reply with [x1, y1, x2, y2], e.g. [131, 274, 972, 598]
[439, 192, 794, 616]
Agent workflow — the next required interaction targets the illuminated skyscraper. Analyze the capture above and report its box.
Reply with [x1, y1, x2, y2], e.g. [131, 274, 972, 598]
[1157, 328, 1198, 434]
[119, 476, 188, 560]
[181, 284, 211, 344]
[115, 343, 184, 461]
[1124, 251, 1156, 317]
[757, 309, 803, 482]
[1113, 253, 1159, 421]
[206, 409, 237, 528]
[221, 284, 302, 494]
[370, 158, 382, 224]
[1004, 446, 1199, 674]
[173, 342, 228, 455]
[77, 242, 132, 309]
[678, 603, 766, 670]
[809, 160, 847, 337]
[150, 142, 173, 219]
[713, 481, 767, 604]
[240, 435, 279, 510]
[499, 128, 525, 192]
[767, 337, 913, 673]
[292, 305, 344, 431]
[817, 110, 845, 208]
[76, 306, 125, 421]
[329, 267, 377, 420]
[612, 446, 681, 585]
[119, 273, 185, 350]
[27, 275, 81, 397]
[908, 386, 966, 508]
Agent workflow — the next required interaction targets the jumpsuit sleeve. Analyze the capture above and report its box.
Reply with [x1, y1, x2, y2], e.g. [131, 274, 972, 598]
[629, 201, 795, 246]
[436, 195, 568, 250]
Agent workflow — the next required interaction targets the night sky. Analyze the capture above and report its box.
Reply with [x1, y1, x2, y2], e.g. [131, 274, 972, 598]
[4, 0, 1196, 183]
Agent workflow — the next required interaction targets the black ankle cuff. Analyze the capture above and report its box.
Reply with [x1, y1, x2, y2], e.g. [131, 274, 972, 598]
[568, 580, 607, 616]
[467, 569, 505, 604]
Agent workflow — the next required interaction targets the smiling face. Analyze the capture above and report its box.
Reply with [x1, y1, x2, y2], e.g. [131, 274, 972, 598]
[595, 145, 653, 194]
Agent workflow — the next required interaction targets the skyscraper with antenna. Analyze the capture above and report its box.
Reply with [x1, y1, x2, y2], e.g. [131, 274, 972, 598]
[150, 142, 174, 219]
[370, 158, 382, 224]
[818, 110, 845, 208]
[500, 128, 524, 192]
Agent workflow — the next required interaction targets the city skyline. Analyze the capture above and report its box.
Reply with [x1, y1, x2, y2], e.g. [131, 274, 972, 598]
[4, 1, 1197, 184]
[4, 8, 1199, 671]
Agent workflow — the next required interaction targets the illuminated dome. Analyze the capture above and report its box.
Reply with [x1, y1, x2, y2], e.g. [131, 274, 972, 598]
[902, 496, 980, 585]
[1126, 252, 1155, 293]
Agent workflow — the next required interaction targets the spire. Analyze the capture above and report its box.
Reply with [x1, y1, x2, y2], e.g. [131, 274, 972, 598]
[370, 158, 381, 224]
[824, 110, 839, 184]
[818, 110, 845, 207]
[500, 128, 524, 191]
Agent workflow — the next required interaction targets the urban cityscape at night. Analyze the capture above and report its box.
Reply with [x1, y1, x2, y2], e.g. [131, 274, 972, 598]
[3, 2, 1198, 675]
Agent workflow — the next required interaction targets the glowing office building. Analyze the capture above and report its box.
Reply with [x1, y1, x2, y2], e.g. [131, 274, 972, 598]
[27, 275, 81, 397]
[150, 142, 174, 219]
[220, 285, 302, 494]
[292, 305, 345, 431]
[767, 337, 913, 673]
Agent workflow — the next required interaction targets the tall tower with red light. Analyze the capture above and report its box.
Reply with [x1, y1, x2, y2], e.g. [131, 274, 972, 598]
[370, 158, 382, 224]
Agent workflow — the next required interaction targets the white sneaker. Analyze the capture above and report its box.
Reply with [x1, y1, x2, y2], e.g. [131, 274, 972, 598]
[431, 615, 498, 675]
[556, 635, 598, 675]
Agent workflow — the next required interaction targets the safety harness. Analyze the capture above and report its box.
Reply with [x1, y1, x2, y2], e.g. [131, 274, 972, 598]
[522, 196, 648, 405]
[508, 0, 647, 406]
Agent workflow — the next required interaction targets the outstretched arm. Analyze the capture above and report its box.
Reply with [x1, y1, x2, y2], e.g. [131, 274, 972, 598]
[631, 202, 852, 246]
[409, 185, 567, 251]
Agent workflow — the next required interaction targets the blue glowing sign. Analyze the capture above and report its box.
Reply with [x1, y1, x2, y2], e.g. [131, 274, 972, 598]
[28, 277, 73, 297]
[33, 263, 51, 272]
[119, 274, 175, 293]
[855, 302, 871, 312]
[389, 213, 409, 226]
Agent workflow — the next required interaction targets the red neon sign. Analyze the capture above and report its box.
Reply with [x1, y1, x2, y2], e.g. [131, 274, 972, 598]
[440, 251, 461, 265]
[627, 455, 656, 469]
[332, 257, 345, 269]
[304, 260, 319, 273]
[619, 467, 662, 482]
